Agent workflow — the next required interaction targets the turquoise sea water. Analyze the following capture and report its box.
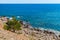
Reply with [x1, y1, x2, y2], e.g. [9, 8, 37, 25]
[0, 4, 60, 31]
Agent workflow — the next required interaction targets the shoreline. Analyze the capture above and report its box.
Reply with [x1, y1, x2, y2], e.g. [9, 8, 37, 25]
[38, 27, 60, 36]
[21, 19, 60, 36]
[0, 16, 60, 40]
[7, 16, 60, 36]
[29, 26, 60, 36]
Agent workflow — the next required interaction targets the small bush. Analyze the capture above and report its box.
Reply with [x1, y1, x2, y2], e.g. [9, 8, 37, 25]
[3, 16, 22, 32]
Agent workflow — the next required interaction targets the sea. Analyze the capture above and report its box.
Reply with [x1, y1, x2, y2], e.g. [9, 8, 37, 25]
[0, 4, 60, 33]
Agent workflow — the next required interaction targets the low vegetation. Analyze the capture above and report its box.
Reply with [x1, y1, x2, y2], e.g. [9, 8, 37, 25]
[3, 16, 22, 32]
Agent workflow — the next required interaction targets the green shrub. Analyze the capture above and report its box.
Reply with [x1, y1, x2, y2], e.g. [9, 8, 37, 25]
[3, 16, 22, 32]
[14, 22, 22, 30]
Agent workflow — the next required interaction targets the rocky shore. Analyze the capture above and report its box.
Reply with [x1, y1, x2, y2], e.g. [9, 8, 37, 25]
[0, 16, 60, 40]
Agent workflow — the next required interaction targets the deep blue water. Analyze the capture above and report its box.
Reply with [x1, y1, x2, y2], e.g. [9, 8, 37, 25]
[0, 4, 60, 31]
